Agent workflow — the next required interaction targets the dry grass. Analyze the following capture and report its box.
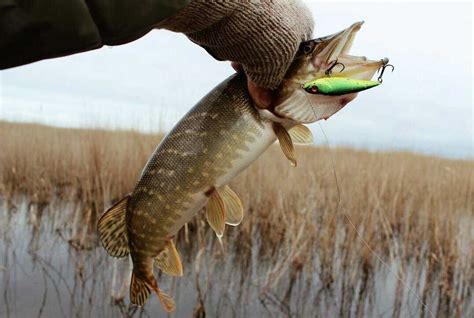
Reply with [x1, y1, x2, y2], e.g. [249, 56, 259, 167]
[0, 120, 473, 316]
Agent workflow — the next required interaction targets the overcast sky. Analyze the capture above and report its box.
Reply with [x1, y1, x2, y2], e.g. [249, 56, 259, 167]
[0, 2, 472, 159]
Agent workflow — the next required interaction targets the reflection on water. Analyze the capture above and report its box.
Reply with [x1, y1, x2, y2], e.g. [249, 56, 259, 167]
[1, 198, 472, 317]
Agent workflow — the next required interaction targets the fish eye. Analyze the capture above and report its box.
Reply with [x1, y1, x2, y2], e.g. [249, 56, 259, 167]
[294, 40, 317, 60]
[302, 42, 315, 54]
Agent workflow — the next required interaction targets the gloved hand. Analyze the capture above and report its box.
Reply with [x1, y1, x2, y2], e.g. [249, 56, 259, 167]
[157, 0, 314, 108]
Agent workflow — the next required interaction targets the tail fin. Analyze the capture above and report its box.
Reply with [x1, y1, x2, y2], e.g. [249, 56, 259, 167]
[130, 273, 176, 312]
[130, 272, 151, 307]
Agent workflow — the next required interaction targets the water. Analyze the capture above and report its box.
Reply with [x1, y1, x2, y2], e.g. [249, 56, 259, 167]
[1, 198, 472, 317]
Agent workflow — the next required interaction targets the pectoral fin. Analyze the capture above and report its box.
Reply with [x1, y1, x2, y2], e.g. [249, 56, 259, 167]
[273, 123, 297, 167]
[221, 186, 244, 226]
[206, 190, 226, 237]
[97, 195, 130, 258]
[288, 124, 314, 145]
[154, 240, 183, 277]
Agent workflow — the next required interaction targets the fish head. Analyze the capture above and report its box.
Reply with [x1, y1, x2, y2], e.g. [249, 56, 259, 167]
[268, 21, 388, 124]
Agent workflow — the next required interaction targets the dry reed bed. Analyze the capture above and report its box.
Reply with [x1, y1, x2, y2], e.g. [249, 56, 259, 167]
[1, 121, 473, 315]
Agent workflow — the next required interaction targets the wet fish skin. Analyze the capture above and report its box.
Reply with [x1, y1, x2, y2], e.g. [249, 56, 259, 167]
[127, 72, 276, 277]
[108, 73, 277, 311]
[98, 71, 276, 311]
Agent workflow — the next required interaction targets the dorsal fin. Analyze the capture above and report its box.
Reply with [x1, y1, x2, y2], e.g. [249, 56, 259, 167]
[221, 186, 244, 226]
[97, 195, 130, 258]
[273, 123, 297, 167]
[288, 124, 314, 144]
[154, 240, 183, 277]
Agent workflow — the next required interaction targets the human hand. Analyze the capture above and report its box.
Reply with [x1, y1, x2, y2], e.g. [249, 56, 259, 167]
[231, 62, 272, 109]
[158, 0, 314, 102]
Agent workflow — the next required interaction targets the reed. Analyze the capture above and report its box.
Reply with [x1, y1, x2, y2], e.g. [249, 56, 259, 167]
[0, 120, 472, 316]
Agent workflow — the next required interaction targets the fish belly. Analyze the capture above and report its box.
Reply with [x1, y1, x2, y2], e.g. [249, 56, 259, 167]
[164, 121, 276, 235]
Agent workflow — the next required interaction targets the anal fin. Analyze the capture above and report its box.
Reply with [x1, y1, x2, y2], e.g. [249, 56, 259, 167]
[288, 124, 314, 144]
[154, 240, 183, 277]
[97, 195, 130, 258]
[273, 123, 297, 167]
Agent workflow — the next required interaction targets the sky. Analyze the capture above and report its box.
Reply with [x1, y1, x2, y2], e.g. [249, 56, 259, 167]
[0, 2, 472, 159]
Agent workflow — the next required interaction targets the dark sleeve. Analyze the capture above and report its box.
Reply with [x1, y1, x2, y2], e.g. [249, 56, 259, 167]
[0, 0, 189, 69]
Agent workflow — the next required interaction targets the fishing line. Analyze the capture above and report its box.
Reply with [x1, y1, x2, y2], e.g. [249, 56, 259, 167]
[317, 122, 435, 318]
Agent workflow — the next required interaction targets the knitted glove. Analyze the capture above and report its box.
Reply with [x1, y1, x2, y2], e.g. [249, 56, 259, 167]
[157, 0, 314, 89]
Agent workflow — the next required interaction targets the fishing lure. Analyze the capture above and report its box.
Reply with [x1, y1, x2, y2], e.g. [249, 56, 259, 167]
[302, 77, 380, 96]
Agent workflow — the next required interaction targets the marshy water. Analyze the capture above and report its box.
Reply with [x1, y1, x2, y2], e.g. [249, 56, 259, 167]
[1, 198, 472, 317]
[1, 123, 473, 317]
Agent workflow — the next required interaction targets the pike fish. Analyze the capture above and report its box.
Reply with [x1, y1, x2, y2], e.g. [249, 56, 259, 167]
[98, 21, 388, 312]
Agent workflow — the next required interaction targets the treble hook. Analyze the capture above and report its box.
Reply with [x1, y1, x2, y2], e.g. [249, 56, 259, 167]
[377, 62, 394, 83]
[325, 59, 345, 76]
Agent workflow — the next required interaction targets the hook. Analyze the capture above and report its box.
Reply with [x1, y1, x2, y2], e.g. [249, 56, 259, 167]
[325, 59, 345, 76]
[377, 62, 394, 83]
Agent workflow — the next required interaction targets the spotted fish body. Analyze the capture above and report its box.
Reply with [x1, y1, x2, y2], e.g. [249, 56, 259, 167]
[98, 72, 278, 311]
[128, 72, 276, 271]
[98, 21, 389, 312]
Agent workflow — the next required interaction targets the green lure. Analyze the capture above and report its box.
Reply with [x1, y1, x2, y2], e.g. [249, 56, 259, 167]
[303, 77, 380, 96]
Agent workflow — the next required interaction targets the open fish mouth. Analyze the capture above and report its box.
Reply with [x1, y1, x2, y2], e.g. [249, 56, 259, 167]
[273, 22, 389, 124]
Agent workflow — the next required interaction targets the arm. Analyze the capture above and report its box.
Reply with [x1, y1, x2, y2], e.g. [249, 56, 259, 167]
[0, 0, 189, 69]
[1, 0, 313, 107]
[158, 1, 314, 90]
